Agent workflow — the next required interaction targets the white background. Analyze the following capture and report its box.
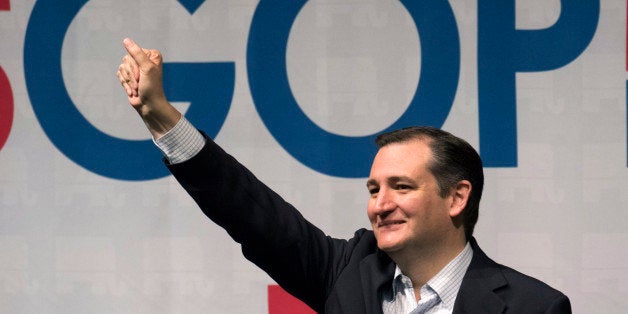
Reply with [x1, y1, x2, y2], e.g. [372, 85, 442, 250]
[0, 0, 626, 313]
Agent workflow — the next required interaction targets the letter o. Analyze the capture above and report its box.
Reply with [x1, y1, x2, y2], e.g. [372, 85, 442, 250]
[247, 0, 460, 177]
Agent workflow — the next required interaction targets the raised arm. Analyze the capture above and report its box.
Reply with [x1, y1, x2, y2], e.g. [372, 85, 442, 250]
[116, 38, 181, 139]
[115, 38, 352, 312]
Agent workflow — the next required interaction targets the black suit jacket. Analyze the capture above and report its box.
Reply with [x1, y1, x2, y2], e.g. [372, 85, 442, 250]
[167, 138, 571, 313]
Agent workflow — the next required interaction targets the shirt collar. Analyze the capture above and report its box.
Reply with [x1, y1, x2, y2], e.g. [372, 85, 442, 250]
[428, 242, 473, 307]
[390, 242, 474, 308]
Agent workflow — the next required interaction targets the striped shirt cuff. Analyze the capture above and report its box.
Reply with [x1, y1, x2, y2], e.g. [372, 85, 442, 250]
[154, 117, 205, 164]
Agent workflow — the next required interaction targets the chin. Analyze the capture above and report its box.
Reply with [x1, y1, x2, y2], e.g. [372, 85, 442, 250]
[376, 240, 404, 253]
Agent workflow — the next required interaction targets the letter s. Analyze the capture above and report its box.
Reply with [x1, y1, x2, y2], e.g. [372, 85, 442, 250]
[0, 1, 12, 151]
[0, 65, 13, 151]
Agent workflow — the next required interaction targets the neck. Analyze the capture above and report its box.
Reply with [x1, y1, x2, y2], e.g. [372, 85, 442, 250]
[390, 236, 467, 291]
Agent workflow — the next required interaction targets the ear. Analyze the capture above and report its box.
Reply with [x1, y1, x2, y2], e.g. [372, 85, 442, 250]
[449, 180, 471, 218]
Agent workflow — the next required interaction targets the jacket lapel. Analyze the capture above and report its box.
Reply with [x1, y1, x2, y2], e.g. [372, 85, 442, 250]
[453, 238, 507, 313]
[359, 250, 395, 314]
[352, 238, 509, 313]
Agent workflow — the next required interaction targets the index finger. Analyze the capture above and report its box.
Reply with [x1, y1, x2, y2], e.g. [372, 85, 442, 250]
[123, 38, 150, 68]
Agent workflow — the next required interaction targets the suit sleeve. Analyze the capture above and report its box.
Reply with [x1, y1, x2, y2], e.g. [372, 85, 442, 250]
[545, 294, 571, 313]
[165, 137, 352, 311]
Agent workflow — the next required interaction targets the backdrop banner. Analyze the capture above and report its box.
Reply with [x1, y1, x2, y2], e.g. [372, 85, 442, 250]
[0, 0, 626, 313]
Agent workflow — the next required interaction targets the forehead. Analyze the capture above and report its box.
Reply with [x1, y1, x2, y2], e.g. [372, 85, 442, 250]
[369, 140, 433, 178]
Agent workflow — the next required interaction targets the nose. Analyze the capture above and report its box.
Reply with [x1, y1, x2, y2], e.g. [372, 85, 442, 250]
[372, 187, 396, 216]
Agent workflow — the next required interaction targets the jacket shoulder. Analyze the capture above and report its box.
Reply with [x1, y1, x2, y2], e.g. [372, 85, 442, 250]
[497, 265, 571, 313]
[457, 239, 571, 313]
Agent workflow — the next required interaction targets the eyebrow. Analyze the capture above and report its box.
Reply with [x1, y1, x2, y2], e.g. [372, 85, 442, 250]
[366, 179, 377, 187]
[366, 176, 415, 187]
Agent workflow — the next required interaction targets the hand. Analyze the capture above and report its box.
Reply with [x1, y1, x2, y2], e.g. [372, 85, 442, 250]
[116, 38, 180, 138]
[117, 38, 166, 111]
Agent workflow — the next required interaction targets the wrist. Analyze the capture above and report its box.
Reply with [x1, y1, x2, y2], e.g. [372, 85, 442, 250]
[137, 98, 182, 139]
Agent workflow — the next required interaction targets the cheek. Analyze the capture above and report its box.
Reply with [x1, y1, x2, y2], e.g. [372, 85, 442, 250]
[396, 198, 431, 220]
[366, 204, 377, 222]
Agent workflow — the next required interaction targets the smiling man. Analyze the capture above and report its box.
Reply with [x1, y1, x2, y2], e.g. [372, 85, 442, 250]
[117, 38, 571, 313]
[367, 127, 480, 312]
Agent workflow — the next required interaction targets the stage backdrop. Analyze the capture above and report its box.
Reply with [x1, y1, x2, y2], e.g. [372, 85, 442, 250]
[1, 0, 626, 313]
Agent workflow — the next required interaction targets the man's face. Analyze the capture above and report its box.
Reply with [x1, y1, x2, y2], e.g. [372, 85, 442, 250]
[366, 140, 455, 254]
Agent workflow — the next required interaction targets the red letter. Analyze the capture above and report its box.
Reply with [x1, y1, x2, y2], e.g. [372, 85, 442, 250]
[0, 66, 13, 150]
[0, 1, 10, 151]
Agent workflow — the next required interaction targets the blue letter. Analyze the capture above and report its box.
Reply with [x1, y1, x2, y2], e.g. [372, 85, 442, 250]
[248, 0, 460, 177]
[24, 0, 234, 180]
[478, 0, 598, 166]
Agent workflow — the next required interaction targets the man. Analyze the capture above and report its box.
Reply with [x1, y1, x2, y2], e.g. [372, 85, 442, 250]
[117, 38, 571, 313]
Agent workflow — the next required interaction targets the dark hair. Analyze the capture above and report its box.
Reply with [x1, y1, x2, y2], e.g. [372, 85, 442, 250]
[375, 126, 484, 239]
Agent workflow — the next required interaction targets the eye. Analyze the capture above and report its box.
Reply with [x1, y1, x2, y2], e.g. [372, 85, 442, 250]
[367, 186, 379, 196]
[395, 184, 412, 191]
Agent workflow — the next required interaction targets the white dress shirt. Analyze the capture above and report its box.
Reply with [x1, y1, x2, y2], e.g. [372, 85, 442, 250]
[382, 243, 473, 314]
